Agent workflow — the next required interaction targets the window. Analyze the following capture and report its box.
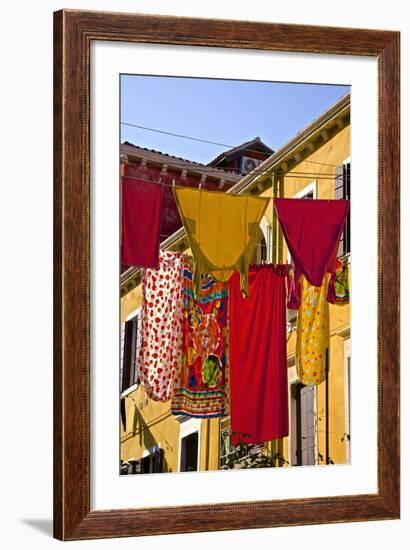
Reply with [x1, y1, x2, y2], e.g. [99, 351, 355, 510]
[120, 310, 141, 393]
[257, 215, 271, 264]
[302, 190, 314, 200]
[141, 446, 164, 473]
[344, 338, 351, 462]
[335, 161, 351, 256]
[121, 447, 164, 475]
[178, 417, 201, 472]
[180, 432, 199, 472]
[291, 383, 316, 466]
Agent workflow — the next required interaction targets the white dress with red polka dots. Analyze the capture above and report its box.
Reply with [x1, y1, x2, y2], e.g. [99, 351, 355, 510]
[138, 251, 184, 401]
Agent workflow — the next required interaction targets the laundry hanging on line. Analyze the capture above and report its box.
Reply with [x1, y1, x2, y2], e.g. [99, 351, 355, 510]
[171, 256, 228, 418]
[122, 189, 351, 437]
[327, 257, 350, 305]
[274, 198, 350, 309]
[173, 185, 270, 298]
[296, 274, 330, 386]
[138, 251, 184, 401]
[121, 177, 162, 268]
[229, 264, 289, 446]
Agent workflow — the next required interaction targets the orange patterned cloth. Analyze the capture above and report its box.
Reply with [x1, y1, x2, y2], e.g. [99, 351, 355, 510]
[171, 257, 228, 417]
[296, 275, 330, 385]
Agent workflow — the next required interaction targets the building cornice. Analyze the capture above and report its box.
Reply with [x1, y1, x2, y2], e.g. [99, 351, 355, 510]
[121, 143, 243, 183]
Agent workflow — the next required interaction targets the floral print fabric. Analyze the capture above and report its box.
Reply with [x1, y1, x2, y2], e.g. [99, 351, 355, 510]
[296, 274, 330, 385]
[138, 251, 184, 401]
[327, 257, 350, 305]
[171, 257, 228, 417]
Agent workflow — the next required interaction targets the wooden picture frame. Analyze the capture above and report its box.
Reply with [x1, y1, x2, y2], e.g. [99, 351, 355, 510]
[53, 9, 400, 540]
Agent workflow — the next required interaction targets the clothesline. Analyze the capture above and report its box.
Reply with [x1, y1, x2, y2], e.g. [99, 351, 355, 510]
[159, 233, 287, 249]
[120, 121, 341, 169]
[121, 162, 343, 175]
[121, 172, 343, 187]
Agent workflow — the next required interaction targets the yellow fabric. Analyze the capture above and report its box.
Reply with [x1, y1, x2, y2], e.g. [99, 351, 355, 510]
[173, 186, 269, 297]
[296, 275, 330, 385]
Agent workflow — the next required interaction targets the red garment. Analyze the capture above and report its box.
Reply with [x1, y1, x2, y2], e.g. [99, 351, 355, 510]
[229, 265, 289, 446]
[121, 177, 162, 268]
[274, 198, 350, 308]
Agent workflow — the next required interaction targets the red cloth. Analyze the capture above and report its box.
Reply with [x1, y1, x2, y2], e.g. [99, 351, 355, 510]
[229, 265, 289, 446]
[274, 198, 350, 308]
[121, 177, 162, 268]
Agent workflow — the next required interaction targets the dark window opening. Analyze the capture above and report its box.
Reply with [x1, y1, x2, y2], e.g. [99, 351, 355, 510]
[120, 313, 141, 392]
[121, 448, 164, 475]
[259, 235, 267, 263]
[335, 162, 351, 257]
[180, 432, 199, 472]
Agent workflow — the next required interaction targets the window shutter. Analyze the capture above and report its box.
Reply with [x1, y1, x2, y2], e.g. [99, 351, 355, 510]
[132, 312, 142, 386]
[299, 385, 316, 466]
[335, 163, 351, 257]
[121, 320, 135, 392]
[120, 323, 126, 389]
[334, 165, 345, 257]
[152, 448, 164, 473]
[305, 386, 316, 465]
[300, 387, 308, 465]
[121, 312, 141, 392]
[120, 397, 126, 431]
[344, 163, 351, 254]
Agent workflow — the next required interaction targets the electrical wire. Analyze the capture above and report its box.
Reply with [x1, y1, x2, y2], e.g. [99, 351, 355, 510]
[121, 122, 272, 156]
[121, 121, 340, 168]
[121, 172, 343, 188]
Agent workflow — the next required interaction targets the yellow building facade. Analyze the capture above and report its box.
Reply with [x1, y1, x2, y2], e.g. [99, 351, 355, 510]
[120, 93, 351, 474]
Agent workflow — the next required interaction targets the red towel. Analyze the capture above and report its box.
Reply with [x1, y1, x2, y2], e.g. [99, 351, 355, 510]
[229, 265, 289, 446]
[121, 177, 162, 268]
[274, 198, 350, 308]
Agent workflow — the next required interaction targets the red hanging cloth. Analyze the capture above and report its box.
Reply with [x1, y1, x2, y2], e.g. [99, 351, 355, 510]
[121, 177, 162, 268]
[229, 265, 289, 446]
[274, 198, 350, 308]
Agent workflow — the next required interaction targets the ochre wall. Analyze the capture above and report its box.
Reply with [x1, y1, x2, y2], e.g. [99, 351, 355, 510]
[267, 125, 351, 466]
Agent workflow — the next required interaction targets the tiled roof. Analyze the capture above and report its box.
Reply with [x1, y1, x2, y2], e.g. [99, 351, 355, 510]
[122, 141, 207, 166]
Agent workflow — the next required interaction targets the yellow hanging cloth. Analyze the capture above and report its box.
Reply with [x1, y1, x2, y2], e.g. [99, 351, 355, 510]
[173, 186, 269, 297]
[296, 274, 330, 385]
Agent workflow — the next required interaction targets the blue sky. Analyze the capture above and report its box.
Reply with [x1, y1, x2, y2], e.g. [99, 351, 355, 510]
[120, 75, 350, 164]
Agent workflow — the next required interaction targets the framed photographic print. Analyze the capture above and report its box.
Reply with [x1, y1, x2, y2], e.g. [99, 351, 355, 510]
[53, 9, 400, 541]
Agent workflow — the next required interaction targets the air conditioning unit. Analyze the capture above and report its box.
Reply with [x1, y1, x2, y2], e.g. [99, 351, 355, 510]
[240, 156, 263, 174]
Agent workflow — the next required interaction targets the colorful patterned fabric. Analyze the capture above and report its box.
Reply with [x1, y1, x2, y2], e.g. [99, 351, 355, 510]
[296, 275, 330, 385]
[173, 186, 269, 298]
[327, 257, 350, 305]
[171, 257, 228, 418]
[138, 251, 184, 401]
